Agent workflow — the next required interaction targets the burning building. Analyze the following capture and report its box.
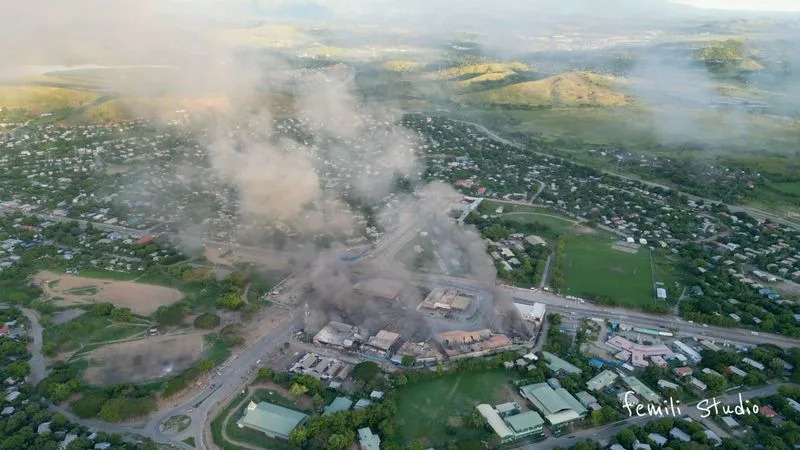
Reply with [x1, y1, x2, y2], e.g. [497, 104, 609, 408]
[313, 321, 363, 349]
[420, 288, 472, 311]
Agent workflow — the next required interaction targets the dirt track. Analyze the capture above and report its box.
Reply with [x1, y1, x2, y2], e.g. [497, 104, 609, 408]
[34, 270, 183, 315]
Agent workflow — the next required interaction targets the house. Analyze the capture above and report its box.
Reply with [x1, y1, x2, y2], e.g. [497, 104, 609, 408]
[37, 421, 52, 435]
[648, 433, 668, 447]
[742, 358, 765, 371]
[688, 377, 707, 392]
[673, 367, 693, 378]
[657, 379, 679, 390]
[4, 391, 20, 402]
[370, 391, 384, 400]
[634, 440, 652, 450]
[357, 427, 381, 450]
[704, 430, 722, 447]
[670, 427, 691, 442]
[787, 398, 800, 414]
[586, 370, 618, 391]
[727, 366, 747, 377]
[1, 406, 14, 415]
[323, 397, 353, 415]
[722, 416, 740, 428]
[759, 406, 777, 418]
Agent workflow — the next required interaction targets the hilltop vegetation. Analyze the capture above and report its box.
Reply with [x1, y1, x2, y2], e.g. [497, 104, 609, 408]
[381, 60, 424, 72]
[432, 61, 529, 80]
[0, 85, 99, 113]
[696, 38, 764, 74]
[460, 71, 629, 108]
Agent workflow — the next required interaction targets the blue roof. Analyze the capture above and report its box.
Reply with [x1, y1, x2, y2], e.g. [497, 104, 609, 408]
[588, 358, 604, 368]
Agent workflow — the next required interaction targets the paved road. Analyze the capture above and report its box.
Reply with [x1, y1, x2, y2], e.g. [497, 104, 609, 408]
[147, 310, 305, 449]
[411, 273, 800, 349]
[19, 307, 45, 384]
[526, 383, 790, 449]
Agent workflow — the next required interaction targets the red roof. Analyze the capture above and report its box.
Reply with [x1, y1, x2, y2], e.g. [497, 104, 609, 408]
[135, 235, 155, 245]
[760, 406, 777, 417]
[0, 325, 10, 336]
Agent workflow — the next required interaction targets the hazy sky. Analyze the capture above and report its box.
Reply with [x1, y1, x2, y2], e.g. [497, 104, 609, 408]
[670, 0, 800, 11]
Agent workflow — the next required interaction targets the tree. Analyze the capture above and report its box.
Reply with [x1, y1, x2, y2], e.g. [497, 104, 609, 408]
[401, 355, 416, 366]
[193, 312, 221, 329]
[216, 293, 243, 310]
[289, 383, 308, 395]
[91, 302, 114, 316]
[111, 307, 132, 322]
[196, 359, 214, 372]
[5, 361, 30, 379]
[352, 361, 380, 383]
[616, 428, 636, 448]
[257, 367, 273, 380]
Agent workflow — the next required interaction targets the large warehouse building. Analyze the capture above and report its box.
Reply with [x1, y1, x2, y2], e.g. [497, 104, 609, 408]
[353, 278, 405, 300]
[313, 321, 363, 349]
[519, 382, 587, 429]
[476, 403, 545, 443]
[237, 401, 308, 440]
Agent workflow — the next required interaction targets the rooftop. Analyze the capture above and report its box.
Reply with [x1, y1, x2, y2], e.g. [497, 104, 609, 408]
[353, 278, 405, 299]
[313, 321, 360, 348]
[542, 351, 582, 375]
[587, 370, 618, 391]
[237, 401, 308, 439]
[367, 330, 401, 351]
[357, 427, 381, 450]
[323, 397, 353, 415]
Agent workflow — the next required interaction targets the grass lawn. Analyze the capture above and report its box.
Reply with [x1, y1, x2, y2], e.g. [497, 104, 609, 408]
[562, 234, 654, 306]
[396, 370, 519, 446]
[45, 314, 146, 354]
[182, 437, 196, 447]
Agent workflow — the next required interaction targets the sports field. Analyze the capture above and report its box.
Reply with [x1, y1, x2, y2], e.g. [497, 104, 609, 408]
[396, 370, 519, 446]
[562, 234, 654, 306]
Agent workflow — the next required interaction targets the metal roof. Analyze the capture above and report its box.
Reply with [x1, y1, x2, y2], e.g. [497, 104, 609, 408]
[542, 351, 582, 374]
[238, 401, 307, 438]
[323, 397, 353, 415]
[477, 404, 513, 439]
[505, 410, 544, 433]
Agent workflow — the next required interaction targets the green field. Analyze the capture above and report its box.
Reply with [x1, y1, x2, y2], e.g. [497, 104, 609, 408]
[396, 370, 519, 446]
[562, 234, 654, 306]
[44, 314, 146, 355]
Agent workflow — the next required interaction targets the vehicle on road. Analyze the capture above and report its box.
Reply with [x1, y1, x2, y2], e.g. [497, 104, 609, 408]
[751, 331, 759, 336]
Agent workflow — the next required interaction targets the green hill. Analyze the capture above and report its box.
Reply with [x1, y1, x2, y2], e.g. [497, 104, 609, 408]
[460, 71, 629, 107]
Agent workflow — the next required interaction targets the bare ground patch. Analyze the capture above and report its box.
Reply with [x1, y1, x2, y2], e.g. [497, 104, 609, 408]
[83, 333, 205, 385]
[34, 270, 183, 315]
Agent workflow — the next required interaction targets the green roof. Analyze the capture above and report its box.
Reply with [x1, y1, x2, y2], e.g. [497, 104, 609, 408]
[623, 376, 660, 403]
[519, 383, 571, 416]
[323, 397, 353, 415]
[505, 411, 544, 433]
[587, 370, 618, 391]
[542, 351, 582, 375]
[555, 388, 587, 416]
[238, 401, 308, 439]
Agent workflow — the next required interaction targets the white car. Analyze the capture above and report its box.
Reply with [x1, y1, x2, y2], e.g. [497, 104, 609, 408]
[750, 331, 759, 336]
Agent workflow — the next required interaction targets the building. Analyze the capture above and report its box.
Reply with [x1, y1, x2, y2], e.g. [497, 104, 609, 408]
[606, 335, 672, 367]
[514, 302, 546, 323]
[366, 330, 401, 356]
[353, 278, 405, 300]
[721, 416, 739, 428]
[648, 433, 668, 447]
[519, 383, 586, 427]
[688, 377, 707, 392]
[759, 406, 777, 418]
[670, 427, 691, 442]
[742, 357, 765, 371]
[586, 370, 618, 391]
[656, 288, 667, 300]
[657, 379, 679, 390]
[673, 367, 693, 378]
[420, 288, 472, 311]
[438, 329, 513, 359]
[672, 341, 702, 363]
[476, 404, 545, 443]
[704, 430, 722, 446]
[357, 427, 380, 450]
[542, 351, 582, 375]
[323, 397, 353, 415]
[396, 340, 443, 364]
[623, 376, 660, 403]
[237, 401, 308, 440]
[574, 391, 601, 410]
[313, 321, 362, 349]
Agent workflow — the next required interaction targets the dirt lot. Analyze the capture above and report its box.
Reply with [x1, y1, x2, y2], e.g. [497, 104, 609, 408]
[83, 333, 205, 385]
[204, 248, 290, 270]
[34, 270, 183, 315]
